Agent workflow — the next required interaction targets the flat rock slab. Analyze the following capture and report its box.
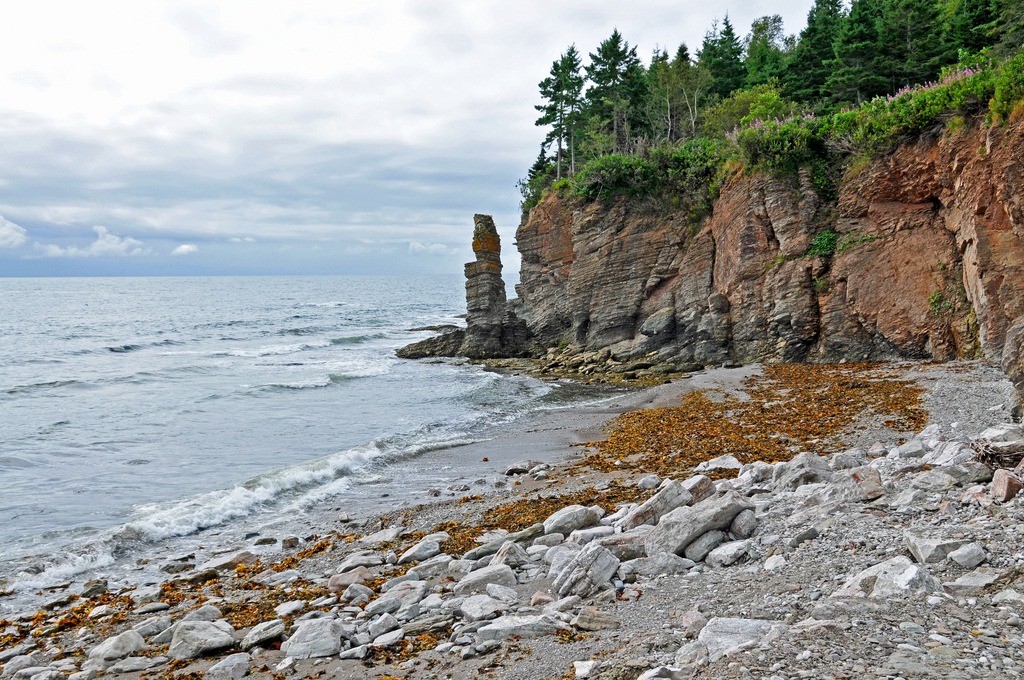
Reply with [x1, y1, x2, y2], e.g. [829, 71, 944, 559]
[544, 505, 602, 535]
[698, 617, 787, 662]
[477, 614, 571, 641]
[240, 619, 285, 651]
[617, 479, 692, 531]
[206, 653, 251, 680]
[88, 630, 145, 662]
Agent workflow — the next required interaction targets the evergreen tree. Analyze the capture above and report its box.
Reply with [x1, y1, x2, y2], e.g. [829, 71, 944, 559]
[992, 0, 1024, 56]
[944, 0, 999, 55]
[784, 0, 847, 103]
[698, 16, 746, 99]
[585, 29, 648, 153]
[877, 0, 946, 90]
[535, 45, 585, 178]
[745, 15, 789, 87]
[827, 0, 890, 104]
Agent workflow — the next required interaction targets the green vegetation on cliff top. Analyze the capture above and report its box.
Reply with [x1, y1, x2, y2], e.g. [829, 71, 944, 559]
[521, 0, 1024, 219]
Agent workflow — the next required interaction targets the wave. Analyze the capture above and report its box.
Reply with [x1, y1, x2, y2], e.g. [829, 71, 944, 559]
[4, 379, 84, 396]
[107, 339, 184, 353]
[278, 327, 321, 337]
[330, 332, 387, 345]
[108, 344, 142, 353]
[254, 378, 333, 392]
[214, 341, 331, 358]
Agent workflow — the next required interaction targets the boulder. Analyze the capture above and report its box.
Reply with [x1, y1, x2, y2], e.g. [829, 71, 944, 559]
[280, 619, 347, 659]
[460, 595, 508, 622]
[832, 556, 944, 598]
[88, 630, 145, 662]
[206, 653, 251, 680]
[681, 475, 715, 504]
[706, 540, 749, 567]
[698, 617, 787, 662]
[904, 533, 968, 564]
[992, 469, 1024, 502]
[397, 539, 441, 565]
[453, 565, 517, 595]
[947, 543, 987, 569]
[552, 543, 620, 597]
[772, 452, 833, 491]
[477, 614, 571, 641]
[240, 619, 285, 651]
[619, 553, 695, 581]
[683, 530, 725, 562]
[616, 480, 692, 531]
[491, 540, 531, 567]
[644, 491, 754, 557]
[168, 621, 235, 660]
[202, 550, 257, 572]
[328, 566, 372, 592]
[729, 509, 757, 539]
[571, 607, 620, 631]
[543, 505, 602, 536]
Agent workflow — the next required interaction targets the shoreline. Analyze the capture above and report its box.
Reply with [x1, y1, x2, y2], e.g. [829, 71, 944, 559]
[2, 359, 1022, 680]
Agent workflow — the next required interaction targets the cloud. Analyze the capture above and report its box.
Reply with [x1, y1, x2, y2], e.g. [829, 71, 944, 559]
[0, 216, 28, 248]
[171, 243, 198, 256]
[408, 240, 456, 256]
[37, 226, 148, 257]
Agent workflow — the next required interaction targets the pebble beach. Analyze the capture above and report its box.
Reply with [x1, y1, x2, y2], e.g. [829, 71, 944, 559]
[4, 360, 1024, 680]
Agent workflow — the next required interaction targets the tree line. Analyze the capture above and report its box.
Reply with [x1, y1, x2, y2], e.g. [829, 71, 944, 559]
[524, 0, 1024, 210]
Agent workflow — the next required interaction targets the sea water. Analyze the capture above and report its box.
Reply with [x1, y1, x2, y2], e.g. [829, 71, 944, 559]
[0, 275, 592, 605]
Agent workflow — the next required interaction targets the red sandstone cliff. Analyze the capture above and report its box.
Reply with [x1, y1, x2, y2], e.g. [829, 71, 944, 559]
[514, 119, 1024, 386]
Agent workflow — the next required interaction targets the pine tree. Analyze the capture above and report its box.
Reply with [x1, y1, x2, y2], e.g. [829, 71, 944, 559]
[745, 15, 789, 87]
[535, 46, 585, 178]
[827, 0, 890, 104]
[585, 29, 648, 153]
[698, 16, 746, 99]
[992, 0, 1024, 57]
[783, 0, 847, 103]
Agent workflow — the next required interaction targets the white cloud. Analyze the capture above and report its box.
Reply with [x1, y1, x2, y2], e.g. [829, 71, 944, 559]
[37, 225, 148, 257]
[0, 215, 28, 248]
[171, 243, 198, 255]
[409, 240, 456, 256]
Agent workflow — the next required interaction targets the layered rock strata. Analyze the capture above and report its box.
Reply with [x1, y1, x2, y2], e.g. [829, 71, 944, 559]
[513, 119, 1024, 385]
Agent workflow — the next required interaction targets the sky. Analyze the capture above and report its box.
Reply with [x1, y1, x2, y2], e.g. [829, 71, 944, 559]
[0, 1, 813, 278]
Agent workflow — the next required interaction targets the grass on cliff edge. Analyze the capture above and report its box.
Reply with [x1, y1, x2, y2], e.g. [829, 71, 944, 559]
[576, 362, 927, 478]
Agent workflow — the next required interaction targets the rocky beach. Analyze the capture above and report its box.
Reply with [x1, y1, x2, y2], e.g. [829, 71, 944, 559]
[5, 359, 1024, 680]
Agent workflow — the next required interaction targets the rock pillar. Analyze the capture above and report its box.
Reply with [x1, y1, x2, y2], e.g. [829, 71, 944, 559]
[461, 215, 509, 358]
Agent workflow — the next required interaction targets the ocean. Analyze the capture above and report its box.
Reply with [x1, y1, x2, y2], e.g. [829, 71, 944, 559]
[0, 275, 604, 609]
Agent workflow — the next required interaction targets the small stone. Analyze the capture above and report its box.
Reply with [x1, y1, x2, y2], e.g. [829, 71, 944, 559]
[571, 607, 620, 631]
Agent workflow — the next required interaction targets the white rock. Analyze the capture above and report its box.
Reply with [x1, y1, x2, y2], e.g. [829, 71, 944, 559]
[695, 455, 742, 473]
[485, 583, 518, 603]
[645, 491, 753, 557]
[370, 628, 405, 648]
[568, 526, 615, 544]
[368, 613, 400, 640]
[978, 423, 1024, 442]
[705, 540, 749, 567]
[452, 565, 517, 595]
[168, 621, 235, 660]
[274, 600, 305, 618]
[552, 543, 620, 598]
[280, 619, 346, 659]
[491, 540, 532, 567]
[543, 505, 602, 535]
[574, 660, 600, 678]
[461, 595, 508, 622]
[240, 619, 285, 651]
[904, 533, 968, 564]
[698, 617, 787, 662]
[763, 555, 786, 571]
[948, 542, 987, 569]
[477, 614, 570, 641]
[398, 539, 441, 565]
[88, 630, 145, 662]
[206, 653, 250, 680]
[832, 556, 943, 598]
[616, 479, 693, 531]
[683, 530, 725, 562]
[618, 553, 695, 580]
[729, 509, 757, 539]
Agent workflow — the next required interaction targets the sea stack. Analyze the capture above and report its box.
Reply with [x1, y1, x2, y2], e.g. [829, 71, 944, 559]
[460, 215, 509, 358]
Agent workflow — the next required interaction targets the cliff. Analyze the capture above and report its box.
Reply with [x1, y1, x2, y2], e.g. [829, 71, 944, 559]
[513, 118, 1024, 389]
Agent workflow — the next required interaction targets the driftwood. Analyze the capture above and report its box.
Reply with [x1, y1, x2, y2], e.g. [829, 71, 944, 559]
[970, 440, 1024, 472]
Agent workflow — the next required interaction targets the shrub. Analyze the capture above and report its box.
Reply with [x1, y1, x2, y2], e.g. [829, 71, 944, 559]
[807, 229, 838, 258]
[572, 154, 657, 201]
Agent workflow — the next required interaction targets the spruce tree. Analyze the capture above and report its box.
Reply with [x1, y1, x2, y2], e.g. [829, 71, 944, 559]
[698, 16, 746, 99]
[878, 0, 946, 90]
[945, 0, 999, 56]
[535, 46, 585, 178]
[827, 0, 890, 104]
[783, 0, 847, 103]
[585, 30, 648, 153]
